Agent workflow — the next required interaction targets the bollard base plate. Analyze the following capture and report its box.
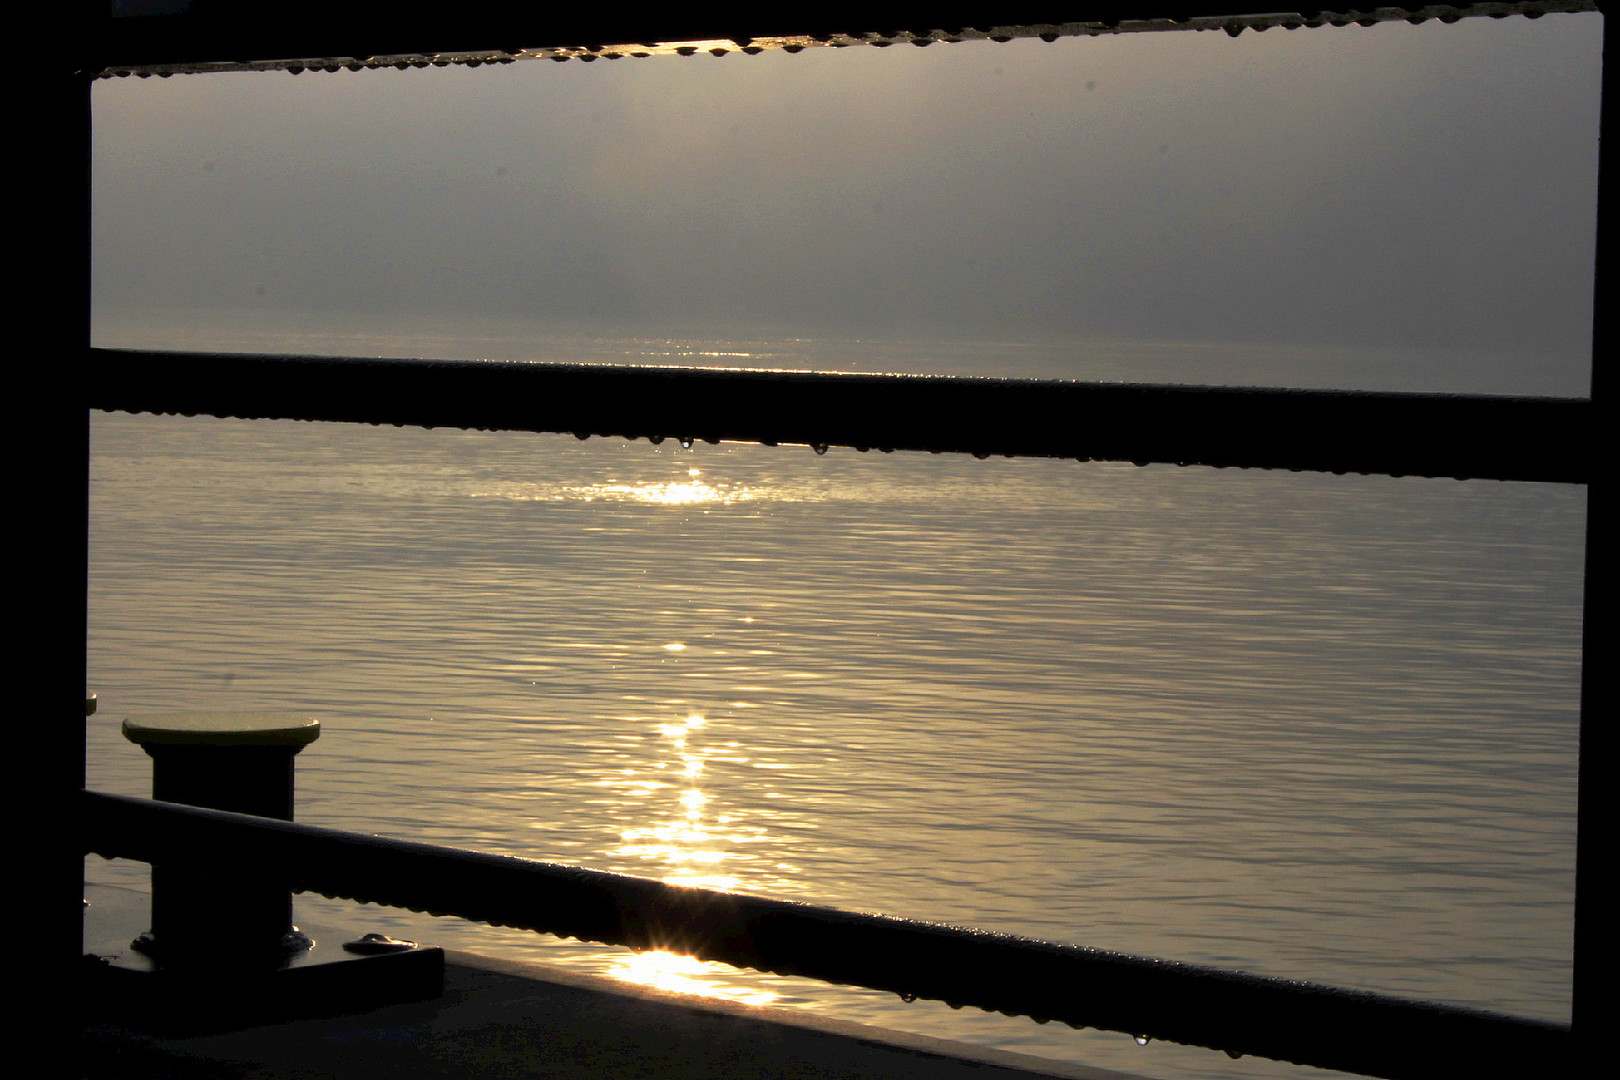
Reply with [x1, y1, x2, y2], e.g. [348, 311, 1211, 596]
[82, 883, 444, 1034]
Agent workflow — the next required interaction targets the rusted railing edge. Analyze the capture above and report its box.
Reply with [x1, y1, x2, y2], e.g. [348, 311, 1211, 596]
[82, 791, 1571, 1080]
[85, 348, 1591, 483]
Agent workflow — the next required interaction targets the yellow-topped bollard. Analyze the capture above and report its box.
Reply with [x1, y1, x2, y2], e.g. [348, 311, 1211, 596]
[123, 711, 318, 745]
[122, 712, 321, 968]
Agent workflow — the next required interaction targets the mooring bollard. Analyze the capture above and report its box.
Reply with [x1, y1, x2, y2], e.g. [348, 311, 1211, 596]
[121, 712, 321, 968]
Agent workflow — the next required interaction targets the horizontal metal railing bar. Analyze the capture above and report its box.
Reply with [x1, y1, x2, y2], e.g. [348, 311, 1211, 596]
[86, 3, 1600, 75]
[82, 791, 1569, 1079]
[88, 347, 1590, 483]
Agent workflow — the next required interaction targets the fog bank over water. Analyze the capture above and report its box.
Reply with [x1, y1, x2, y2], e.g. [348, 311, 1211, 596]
[94, 16, 1600, 391]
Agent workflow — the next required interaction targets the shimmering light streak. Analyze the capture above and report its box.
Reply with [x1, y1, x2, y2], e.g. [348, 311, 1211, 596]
[608, 949, 780, 1006]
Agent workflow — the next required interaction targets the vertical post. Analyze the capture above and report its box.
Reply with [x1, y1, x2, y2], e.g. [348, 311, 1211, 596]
[9, 3, 99, 1069]
[14, 0, 95, 1062]
[1572, 5, 1615, 1075]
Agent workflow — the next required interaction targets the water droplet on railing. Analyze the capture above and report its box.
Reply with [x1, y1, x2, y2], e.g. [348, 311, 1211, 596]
[811, 443, 829, 456]
[1133, 1035, 1151, 1046]
[679, 437, 694, 449]
[898, 991, 917, 1003]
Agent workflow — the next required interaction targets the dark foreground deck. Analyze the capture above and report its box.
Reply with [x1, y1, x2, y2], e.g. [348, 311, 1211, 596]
[81, 881, 1137, 1080]
[85, 951, 1149, 1080]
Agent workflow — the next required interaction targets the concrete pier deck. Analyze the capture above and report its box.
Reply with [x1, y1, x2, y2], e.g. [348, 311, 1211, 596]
[84, 951, 1150, 1080]
[82, 884, 1142, 1080]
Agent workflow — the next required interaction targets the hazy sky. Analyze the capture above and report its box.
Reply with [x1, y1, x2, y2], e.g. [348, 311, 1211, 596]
[93, 15, 1602, 375]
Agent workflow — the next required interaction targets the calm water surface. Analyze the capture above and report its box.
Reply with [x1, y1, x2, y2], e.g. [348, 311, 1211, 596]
[85, 387, 1583, 1079]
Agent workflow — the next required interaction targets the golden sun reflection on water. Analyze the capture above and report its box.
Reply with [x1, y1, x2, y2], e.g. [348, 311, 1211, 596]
[608, 949, 779, 1007]
[470, 466, 761, 506]
[576, 467, 753, 506]
[602, 709, 778, 1002]
[613, 712, 746, 892]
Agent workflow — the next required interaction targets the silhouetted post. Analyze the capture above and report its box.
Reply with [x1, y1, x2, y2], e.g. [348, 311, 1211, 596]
[122, 713, 320, 968]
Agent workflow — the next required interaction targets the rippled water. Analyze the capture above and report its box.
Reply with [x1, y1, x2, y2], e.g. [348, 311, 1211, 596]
[85, 395, 1583, 1079]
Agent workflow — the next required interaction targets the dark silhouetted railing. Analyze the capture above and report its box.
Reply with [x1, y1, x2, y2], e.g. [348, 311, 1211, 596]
[88, 348, 1591, 483]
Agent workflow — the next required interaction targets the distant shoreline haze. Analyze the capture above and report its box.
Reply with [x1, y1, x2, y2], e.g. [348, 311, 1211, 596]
[93, 307, 1592, 398]
[93, 16, 1599, 391]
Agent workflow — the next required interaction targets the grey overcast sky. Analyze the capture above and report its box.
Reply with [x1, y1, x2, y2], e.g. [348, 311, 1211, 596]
[93, 15, 1601, 380]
